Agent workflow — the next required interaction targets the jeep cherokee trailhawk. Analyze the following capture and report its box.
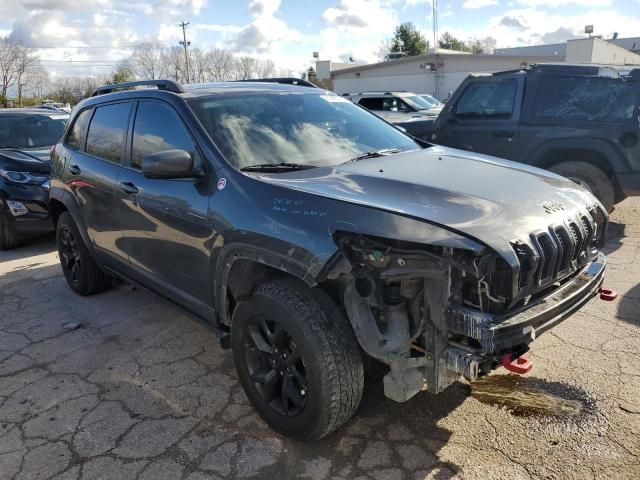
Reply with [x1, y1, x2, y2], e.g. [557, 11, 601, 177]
[50, 79, 608, 439]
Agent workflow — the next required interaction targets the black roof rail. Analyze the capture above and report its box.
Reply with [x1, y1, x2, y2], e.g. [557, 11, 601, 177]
[235, 77, 318, 88]
[91, 79, 185, 97]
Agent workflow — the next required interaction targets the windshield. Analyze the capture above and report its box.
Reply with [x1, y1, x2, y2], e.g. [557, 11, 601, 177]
[187, 91, 420, 169]
[402, 95, 436, 111]
[0, 114, 68, 149]
[419, 95, 441, 107]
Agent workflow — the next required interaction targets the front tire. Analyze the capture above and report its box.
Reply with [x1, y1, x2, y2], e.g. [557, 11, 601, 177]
[231, 277, 364, 440]
[549, 161, 615, 213]
[56, 212, 112, 295]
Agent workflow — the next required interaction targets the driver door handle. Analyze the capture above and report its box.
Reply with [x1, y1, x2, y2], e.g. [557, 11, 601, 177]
[69, 165, 81, 175]
[119, 181, 138, 195]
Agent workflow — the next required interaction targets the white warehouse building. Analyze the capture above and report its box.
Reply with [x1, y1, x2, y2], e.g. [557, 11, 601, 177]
[318, 37, 640, 101]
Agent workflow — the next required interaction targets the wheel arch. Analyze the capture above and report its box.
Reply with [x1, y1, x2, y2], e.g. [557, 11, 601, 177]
[213, 242, 331, 326]
[525, 138, 628, 175]
[49, 187, 94, 255]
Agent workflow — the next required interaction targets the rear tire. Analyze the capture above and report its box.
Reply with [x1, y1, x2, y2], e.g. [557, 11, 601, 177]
[231, 277, 364, 440]
[56, 212, 112, 295]
[549, 161, 615, 213]
[0, 217, 19, 250]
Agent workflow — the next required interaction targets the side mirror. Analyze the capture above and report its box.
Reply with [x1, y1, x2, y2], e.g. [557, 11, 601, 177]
[142, 149, 195, 179]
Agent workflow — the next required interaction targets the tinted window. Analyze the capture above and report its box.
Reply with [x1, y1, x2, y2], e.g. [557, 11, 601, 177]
[533, 76, 638, 122]
[358, 97, 384, 110]
[187, 91, 420, 169]
[86, 102, 131, 163]
[0, 113, 67, 149]
[455, 79, 517, 118]
[132, 102, 198, 169]
[65, 109, 92, 149]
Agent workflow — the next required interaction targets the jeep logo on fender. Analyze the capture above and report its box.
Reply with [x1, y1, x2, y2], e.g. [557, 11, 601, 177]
[542, 201, 566, 214]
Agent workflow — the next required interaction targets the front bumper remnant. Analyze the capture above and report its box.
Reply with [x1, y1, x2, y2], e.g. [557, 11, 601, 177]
[447, 252, 605, 357]
[386, 253, 605, 401]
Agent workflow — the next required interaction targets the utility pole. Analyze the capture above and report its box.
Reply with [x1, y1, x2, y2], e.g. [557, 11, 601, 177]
[179, 21, 191, 83]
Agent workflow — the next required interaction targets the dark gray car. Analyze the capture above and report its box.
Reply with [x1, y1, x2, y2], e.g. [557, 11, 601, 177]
[50, 79, 609, 439]
[0, 108, 68, 249]
[427, 64, 640, 212]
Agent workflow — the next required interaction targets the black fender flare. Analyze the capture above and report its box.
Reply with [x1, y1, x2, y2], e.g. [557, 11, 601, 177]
[49, 186, 95, 255]
[525, 138, 629, 173]
[212, 242, 328, 324]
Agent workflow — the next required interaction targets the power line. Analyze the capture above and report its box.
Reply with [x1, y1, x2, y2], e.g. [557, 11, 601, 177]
[39, 59, 128, 63]
[22, 45, 138, 49]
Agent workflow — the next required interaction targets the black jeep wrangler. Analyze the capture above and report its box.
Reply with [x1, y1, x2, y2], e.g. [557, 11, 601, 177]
[50, 79, 608, 439]
[427, 64, 640, 212]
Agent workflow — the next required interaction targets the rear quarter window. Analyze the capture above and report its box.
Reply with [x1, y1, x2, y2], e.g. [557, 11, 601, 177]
[65, 109, 92, 150]
[532, 75, 638, 122]
[85, 102, 131, 164]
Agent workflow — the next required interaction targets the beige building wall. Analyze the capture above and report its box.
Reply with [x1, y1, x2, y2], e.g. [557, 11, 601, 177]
[331, 54, 557, 100]
[563, 38, 640, 65]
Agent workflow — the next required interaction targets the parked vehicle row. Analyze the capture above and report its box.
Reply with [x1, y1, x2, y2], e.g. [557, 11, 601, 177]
[46, 78, 608, 440]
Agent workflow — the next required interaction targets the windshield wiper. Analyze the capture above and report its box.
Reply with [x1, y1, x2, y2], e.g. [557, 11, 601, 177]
[240, 162, 316, 172]
[347, 148, 401, 163]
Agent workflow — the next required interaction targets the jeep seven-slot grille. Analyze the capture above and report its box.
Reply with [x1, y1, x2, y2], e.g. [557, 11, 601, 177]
[512, 206, 605, 293]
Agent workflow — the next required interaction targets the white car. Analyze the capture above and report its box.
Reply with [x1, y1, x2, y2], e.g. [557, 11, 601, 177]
[37, 101, 71, 114]
[347, 91, 442, 122]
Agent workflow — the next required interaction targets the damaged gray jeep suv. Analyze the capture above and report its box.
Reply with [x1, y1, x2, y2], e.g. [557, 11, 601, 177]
[50, 79, 608, 439]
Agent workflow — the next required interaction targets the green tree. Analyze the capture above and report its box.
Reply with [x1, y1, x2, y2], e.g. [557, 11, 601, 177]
[109, 67, 134, 84]
[387, 22, 428, 59]
[439, 32, 470, 52]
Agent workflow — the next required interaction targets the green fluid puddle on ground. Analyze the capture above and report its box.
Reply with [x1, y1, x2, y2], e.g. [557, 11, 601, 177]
[470, 375, 592, 418]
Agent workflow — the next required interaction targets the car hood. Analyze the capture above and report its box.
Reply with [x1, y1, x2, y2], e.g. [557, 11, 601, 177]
[255, 145, 599, 257]
[0, 148, 51, 174]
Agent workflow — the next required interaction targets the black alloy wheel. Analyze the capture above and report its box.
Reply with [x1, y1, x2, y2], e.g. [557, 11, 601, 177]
[56, 212, 112, 296]
[59, 226, 82, 285]
[244, 316, 308, 416]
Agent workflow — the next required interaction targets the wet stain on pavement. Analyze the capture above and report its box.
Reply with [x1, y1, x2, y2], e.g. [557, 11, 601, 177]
[469, 375, 594, 418]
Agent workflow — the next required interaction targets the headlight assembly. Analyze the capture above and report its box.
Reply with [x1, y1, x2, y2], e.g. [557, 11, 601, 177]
[0, 168, 48, 185]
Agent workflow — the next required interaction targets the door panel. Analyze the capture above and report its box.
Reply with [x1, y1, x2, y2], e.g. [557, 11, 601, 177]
[68, 102, 132, 268]
[438, 74, 524, 160]
[118, 100, 216, 307]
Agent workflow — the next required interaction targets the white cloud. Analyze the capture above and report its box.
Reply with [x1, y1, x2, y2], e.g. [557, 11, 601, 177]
[322, 0, 399, 32]
[463, 0, 498, 8]
[515, 0, 612, 6]
[441, 7, 640, 49]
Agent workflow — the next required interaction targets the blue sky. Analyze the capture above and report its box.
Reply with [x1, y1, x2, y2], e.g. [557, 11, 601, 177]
[1, 0, 639, 77]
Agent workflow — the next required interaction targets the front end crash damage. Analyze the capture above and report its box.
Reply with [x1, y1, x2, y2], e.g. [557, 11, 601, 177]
[329, 231, 606, 402]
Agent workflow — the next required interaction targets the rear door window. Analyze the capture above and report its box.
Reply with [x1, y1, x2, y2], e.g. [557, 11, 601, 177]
[131, 101, 200, 170]
[85, 102, 131, 164]
[358, 97, 384, 111]
[533, 75, 637, 122]
[455, 79, 517, 118]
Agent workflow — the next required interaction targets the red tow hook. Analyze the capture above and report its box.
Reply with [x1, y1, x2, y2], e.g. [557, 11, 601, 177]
[598, 287, 618, 301]
[501, 353, 533, 375]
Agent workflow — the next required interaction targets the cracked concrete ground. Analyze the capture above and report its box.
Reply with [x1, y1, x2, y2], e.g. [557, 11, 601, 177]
[1, 198, 639, 480]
